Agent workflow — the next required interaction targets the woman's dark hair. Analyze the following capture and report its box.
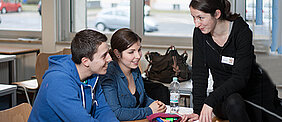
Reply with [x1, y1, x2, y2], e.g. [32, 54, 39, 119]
[71, 29, 107, 64]
[189, 0, 240, 21]
[110, 28, 141, 61]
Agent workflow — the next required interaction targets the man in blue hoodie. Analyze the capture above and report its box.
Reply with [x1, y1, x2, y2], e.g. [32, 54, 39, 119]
[28, 29, 118, 122]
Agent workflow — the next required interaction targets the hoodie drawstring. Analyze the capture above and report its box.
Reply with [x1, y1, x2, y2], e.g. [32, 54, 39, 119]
[80, 84, 86, 108]
[81, 76, 99, 109]
[91, 77, 99, 100]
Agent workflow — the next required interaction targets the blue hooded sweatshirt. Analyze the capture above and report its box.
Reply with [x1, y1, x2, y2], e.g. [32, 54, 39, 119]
[28, 55, 119, 122]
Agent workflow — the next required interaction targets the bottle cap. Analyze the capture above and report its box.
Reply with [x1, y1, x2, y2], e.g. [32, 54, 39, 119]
[173, 77, 178, 81]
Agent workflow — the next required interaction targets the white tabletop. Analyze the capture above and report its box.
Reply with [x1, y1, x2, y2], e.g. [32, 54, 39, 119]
[165, 105, 193, 115]
[0, 84, 17, 91]
[152, 80, 213, 94]
[165, 105, 199, 122]
[142, 70, 214, 94]
[0, 84, 17, 107]
[0, 54, 16, 63]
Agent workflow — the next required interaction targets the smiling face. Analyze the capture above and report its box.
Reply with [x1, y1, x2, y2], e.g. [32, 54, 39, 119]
[89, 42, 112, 75]
[190, 7, 217, 34]
[117, 41, 142, 71]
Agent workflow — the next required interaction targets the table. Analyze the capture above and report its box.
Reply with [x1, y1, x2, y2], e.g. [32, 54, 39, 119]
[152, 80, 213, 108]
[0, 84, 17, 107]
[121, 106, 194, 122]
[0, 46, 40, 55]
[0, 55, 16, 83]
[165, 105, 193, 115]
[0, 46, 40, 82]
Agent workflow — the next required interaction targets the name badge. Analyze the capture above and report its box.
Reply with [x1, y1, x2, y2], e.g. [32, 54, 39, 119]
[221, 56, 234, 65]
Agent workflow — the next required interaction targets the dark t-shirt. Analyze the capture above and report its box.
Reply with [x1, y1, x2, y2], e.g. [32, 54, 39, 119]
[133, 89, 140, 107]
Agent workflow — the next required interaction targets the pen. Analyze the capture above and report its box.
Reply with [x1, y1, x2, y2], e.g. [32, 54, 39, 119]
[156, 117, 164, 122]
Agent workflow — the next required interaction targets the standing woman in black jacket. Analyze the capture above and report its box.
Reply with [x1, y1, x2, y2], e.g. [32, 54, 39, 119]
[181, 0, 282, 122]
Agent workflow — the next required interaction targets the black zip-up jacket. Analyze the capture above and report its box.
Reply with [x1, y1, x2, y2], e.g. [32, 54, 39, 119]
[192, 17, 277, 115]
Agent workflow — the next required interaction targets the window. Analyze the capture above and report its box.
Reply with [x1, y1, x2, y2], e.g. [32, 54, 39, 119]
[86, 0, 131, 33]
[246, 0, 272, 51]
[66, 0, 192, 47]
[66, 0, 273, 48]
[143, 0, 192, 37]
[0, 0, 41, 39]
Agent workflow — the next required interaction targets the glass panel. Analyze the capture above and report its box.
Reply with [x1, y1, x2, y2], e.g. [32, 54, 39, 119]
[0, 0, 42, 31]
[144, 0, 193, 37]
[87, 0, 130, 33]
[246, 0, 272, 51]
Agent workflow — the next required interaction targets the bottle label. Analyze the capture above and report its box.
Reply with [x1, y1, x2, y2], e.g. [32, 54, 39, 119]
[170, 93, 179, 103]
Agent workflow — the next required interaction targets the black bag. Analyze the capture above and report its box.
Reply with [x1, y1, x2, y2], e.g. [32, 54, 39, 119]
[144, 46, 191, 83]
[143, 78, 170, 105]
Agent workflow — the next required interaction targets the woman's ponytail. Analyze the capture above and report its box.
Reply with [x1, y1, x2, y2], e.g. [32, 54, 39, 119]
[222, 0, 240, 21]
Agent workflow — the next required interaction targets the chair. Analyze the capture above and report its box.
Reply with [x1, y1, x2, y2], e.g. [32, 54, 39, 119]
[212, 116, 229, 122]
[62, 47, 71, 55]
[0, 103, 32, 122]
[277, 85, 282, 99]
[12, 51, 64, 105]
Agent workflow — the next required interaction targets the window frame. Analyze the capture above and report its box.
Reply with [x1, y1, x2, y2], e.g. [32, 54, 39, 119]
[58, 0, 248, 48]
[58, 0, 193, 48]
[0, 30, 41, 39]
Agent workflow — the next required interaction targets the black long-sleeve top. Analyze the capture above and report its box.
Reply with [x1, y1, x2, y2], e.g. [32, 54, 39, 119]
[192, 17, 274, 115]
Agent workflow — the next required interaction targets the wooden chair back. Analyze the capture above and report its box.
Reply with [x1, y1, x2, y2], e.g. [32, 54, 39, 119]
[35, 51, 64, 87]
[0, 103, 32, 122]
[62, 47, 71, 55]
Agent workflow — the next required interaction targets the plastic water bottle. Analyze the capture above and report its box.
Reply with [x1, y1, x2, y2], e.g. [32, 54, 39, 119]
[170, 77, 180, 113]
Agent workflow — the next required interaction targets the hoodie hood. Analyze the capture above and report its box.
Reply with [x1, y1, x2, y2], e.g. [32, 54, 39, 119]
[43, 55, 98, 86]
[43, 55, 81, 84]
[43, 54, 99, 109]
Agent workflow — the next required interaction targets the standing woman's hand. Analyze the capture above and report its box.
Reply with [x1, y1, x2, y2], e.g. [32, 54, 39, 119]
[199, 104, 213, 122]
[181, 113, 199, 122]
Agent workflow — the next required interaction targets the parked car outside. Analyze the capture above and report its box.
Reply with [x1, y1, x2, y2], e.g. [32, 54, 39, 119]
[94, 8, 158, 32]
[117, 1, 151, 16]
[0, 0, 22, 14]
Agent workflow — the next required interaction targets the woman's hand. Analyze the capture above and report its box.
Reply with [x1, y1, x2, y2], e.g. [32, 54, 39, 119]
[199, 104, 213, 122]
[181, 113, 199, 122]
[149, 101, 160, 114]
[156, 100, 167, 113]
[149, 100, 167, 113]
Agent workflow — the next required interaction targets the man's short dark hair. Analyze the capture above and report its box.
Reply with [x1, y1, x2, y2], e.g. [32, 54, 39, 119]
[71, 29, 107, 64]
